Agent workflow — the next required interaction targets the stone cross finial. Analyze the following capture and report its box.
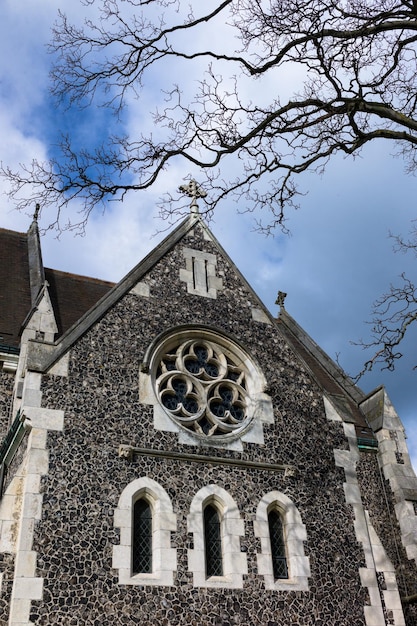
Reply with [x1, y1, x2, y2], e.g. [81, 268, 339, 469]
[33, 203, 40, 221]
[275, 290, 287, 309]
[179, 179, 207, 214]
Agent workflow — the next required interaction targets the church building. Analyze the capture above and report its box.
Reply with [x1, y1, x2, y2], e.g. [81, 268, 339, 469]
[1, 192, 417, 625]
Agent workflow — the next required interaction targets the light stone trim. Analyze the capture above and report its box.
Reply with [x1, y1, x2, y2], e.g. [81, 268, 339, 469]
[112, 477, 177, 586]
[251, 308, 272, 325]
[180, 247, 223, 299]
[7, 411, 64, 625]
[323, 396, 343, 422]
[360, 387, 417, 564]
[28, 287, 58, 345]
[0, 476, 25, 554]
[254, 491, 310, 591]
[120, 444, 289, 473]
[13, 287, 59, 416]
[187, 484, 247, 589]
[2, 355, 65, 626]
[1, 352, 19, 374]
[22, 407, 64, 432]
[130, 281, 150, 298]
[327, 397, 406, 626]
[47, 352, 69, 377]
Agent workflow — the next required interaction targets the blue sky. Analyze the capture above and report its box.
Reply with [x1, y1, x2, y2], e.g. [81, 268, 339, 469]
[1, 1, 417, 465]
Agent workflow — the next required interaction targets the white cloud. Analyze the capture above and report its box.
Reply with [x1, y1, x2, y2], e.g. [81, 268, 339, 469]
[40, 193, 163, 281]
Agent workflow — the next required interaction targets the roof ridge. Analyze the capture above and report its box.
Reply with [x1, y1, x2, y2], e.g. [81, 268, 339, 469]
[45, 266, 115, 286]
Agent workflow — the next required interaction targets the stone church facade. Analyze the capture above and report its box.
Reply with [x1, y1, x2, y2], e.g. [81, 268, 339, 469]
[1, 207, 417, 625]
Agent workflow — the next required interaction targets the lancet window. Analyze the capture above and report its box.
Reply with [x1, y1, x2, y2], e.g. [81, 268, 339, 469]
[268, 509, 288, 579]
[204, 504, 223, 577]
[132, 498, 153, 574]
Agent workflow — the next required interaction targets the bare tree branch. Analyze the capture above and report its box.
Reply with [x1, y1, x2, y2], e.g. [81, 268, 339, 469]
[3, 0, 417, 237]
[355, 239, 417, 377]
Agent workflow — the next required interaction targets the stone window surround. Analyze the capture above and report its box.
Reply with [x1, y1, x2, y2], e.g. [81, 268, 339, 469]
[187, 484, 247, 589]
[112, 479, 310, 591]
[140, 325, 274, 450]
[155, 336, 251, 438]
[112, 477, 177, 586]
[254, 491, 310, 591]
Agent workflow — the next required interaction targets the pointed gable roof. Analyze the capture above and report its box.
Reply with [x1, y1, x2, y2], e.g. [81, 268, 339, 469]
[26, 212, 244, 372]
[25, 213, 364, 382]
[24, 212, 368, 421]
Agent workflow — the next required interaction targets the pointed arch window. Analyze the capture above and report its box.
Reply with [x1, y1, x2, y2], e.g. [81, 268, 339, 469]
[188, 485, 247, 588]
[255, 491, 310, 591]
[204, 504, 223, 577]
[132, 498, 153, 574]
[268, 509, 288, 579]
[113, 477, 177, 586]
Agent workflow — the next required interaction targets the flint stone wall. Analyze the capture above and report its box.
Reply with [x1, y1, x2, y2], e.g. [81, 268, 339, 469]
[357, 452, 417, 624]
[0, 552, 14, 624]
[27, 224, 380, 624]
[0, 369, 13, 441]
[0, 370, 17, 625]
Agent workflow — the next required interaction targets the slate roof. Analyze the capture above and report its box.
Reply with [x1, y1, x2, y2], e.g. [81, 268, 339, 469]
[277, 310, 374, 438]
[0, 227, 114, 350]
[0, 228, 32, 349]
[45, 268, 114, 339]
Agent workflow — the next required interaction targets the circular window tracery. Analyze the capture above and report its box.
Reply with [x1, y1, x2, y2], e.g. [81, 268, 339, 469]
[154, 337, 253, 438]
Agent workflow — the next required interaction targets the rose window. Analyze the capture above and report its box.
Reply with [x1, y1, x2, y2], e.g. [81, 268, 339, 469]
[155, 339, 251, 437]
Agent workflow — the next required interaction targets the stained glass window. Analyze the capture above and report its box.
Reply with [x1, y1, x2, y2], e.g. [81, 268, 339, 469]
[268, 509, 288, 579]
[132, 499, 152, 574]
[204, 504, 223, 577]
